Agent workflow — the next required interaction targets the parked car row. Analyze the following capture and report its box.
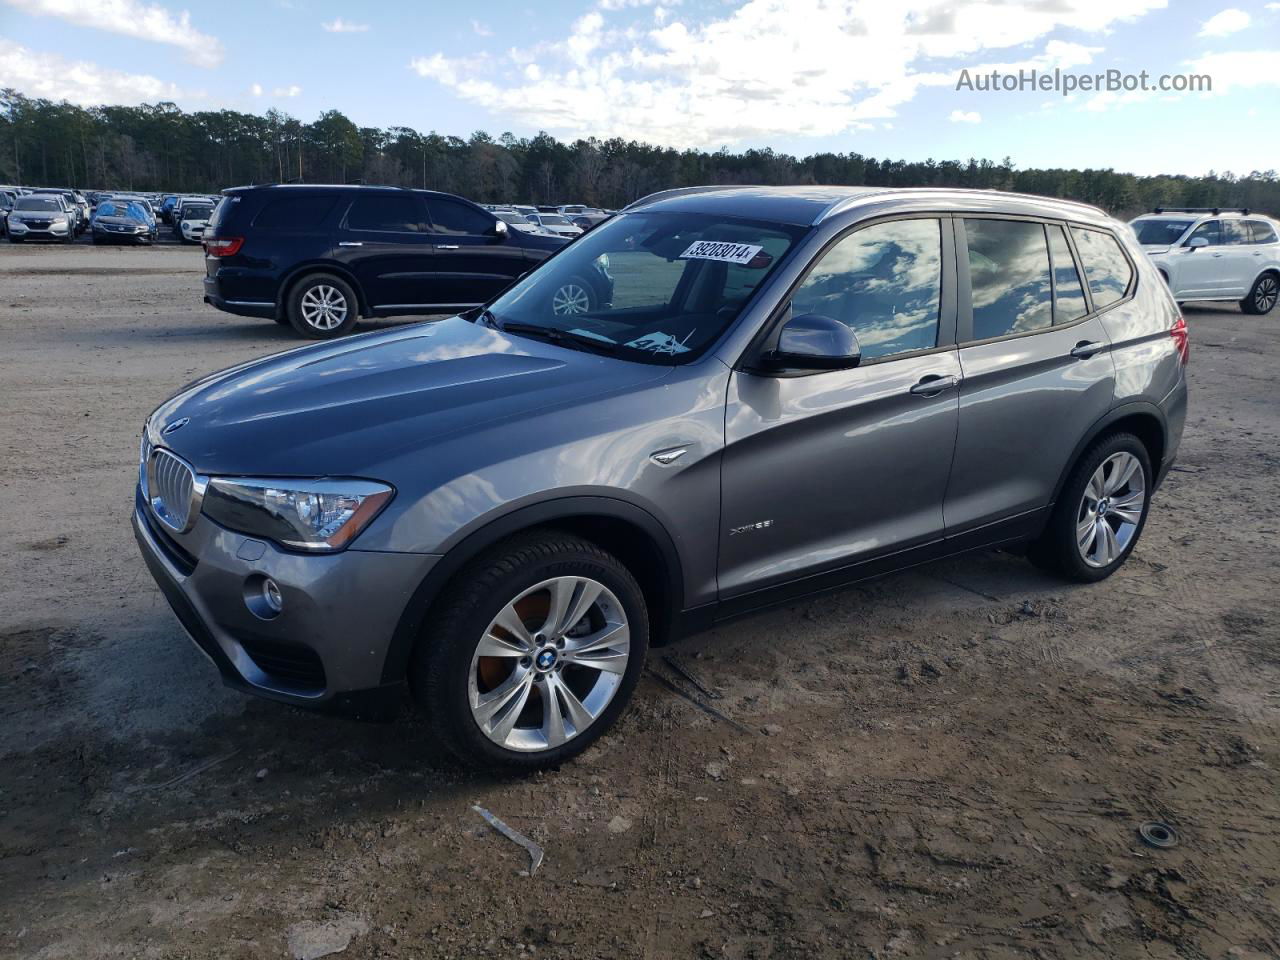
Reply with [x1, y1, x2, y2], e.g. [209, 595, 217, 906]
[482, 202, 614, 236]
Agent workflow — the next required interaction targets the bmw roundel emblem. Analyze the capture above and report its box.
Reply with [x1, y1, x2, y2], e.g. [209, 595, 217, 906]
[162, 417, 190, 435]
[536, 649, 557, 670]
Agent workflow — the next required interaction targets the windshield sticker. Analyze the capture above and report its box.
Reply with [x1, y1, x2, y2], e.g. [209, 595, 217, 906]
[625, 331, 694, 355]
[679, 241, 763, 265]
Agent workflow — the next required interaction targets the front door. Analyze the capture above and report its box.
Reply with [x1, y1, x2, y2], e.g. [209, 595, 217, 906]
[719, 216, 959, 601]
[424, 196, 529, 306]
[1177, 219, 1227, 298]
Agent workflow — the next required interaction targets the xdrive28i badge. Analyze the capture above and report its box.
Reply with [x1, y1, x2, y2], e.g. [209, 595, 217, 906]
[162, 418, 190, 435]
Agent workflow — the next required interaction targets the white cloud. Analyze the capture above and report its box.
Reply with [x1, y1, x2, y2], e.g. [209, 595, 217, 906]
[321, 17, 369, 33]
[0, 39, 196, 103]
[249, 82, 302, 97]
[410, 0, 1159, 146]
[471, 19, 492, 37]
[949, 109, 981, 123]
[2, 0, 222, 67]
[250, 82, 264, 96]
[1187, 49, 1280, 91]
[1199, 8, 1250, 36]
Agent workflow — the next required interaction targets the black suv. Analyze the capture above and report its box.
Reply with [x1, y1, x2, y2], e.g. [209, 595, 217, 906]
[202, 185, 614, 339]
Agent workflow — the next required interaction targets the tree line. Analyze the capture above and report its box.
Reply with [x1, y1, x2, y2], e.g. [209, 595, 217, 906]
[3, 88, 1277, 218]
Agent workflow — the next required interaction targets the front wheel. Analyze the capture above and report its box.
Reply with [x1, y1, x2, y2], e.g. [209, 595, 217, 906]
[1030, 432, 1152, 582]
[550, 277, 597, 317]
[412, 532, 648, 771]
[286, 273, 359, 339]
[1241, 273, 1279, 316]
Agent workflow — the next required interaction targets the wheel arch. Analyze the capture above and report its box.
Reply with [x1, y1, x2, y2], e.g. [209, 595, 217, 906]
[1049, 402, 1168, 509]
[276, 261, 370, 319]
[378, 496, 686, 686]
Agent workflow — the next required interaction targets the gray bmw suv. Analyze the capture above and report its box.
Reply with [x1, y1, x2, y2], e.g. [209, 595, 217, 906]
[134, 186, 1188, 770]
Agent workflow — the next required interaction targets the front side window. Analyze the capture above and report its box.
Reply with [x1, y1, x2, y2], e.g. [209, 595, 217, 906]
[1187, 220, 1221, 246]
[428, 197, 494, 236]
[964, 218, 1052, 340]
[486, 211, 804, 364]
[1071, 227, 1133, 310]
[1047, 225, 1089, 324]
[791, 218, 942, 361]
[345, 194, 427, 233]
[1248, 220, 1279, 244]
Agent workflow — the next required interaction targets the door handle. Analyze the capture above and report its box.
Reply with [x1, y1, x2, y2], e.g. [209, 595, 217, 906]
[909, 374, 959, 396]
[338, 241, 363, 247]
[435, 244, 460, 250]
[1070, 340, 1106, 359]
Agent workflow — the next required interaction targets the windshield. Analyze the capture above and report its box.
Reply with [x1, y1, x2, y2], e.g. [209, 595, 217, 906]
[539, 215, 572, 226]
[1133, 218, 1194, 245]
[498, 212, 531, 224]
[486, 211, 804, 364]
[16, 197, 60, 211]
[183, 205, 214, 219]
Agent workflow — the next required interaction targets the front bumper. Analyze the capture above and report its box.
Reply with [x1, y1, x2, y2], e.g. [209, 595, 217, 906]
[132, 489, 438, 718]
[8, 222, 71, 239]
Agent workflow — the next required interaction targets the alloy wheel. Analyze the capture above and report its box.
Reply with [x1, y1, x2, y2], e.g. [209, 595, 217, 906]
[551, 283, 591, 316]
[1076, 451, 1146, 568]
[468, 576, 630, 752]
[299, 284, 349, 331]
[1255, 276, 1278, 313]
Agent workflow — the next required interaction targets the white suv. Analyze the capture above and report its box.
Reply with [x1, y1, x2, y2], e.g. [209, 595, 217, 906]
[1130, 208, 1280, 315]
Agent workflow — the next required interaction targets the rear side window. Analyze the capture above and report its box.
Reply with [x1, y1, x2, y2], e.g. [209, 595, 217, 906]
[1070, 227, 1133, 309]
[964, 218, 1052, 340]
[345, 194, 426, 232]
[428, 197, 495, 236]
[253, 196, 338, 232]
[1248, 220, 1279, 244]
[1047, 226, 1088, 324]
[791, 217, 942, 362]
[1222, 221, 1251, 245]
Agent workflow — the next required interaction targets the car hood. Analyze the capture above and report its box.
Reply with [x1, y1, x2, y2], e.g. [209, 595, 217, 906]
[148, 316, 673, 477]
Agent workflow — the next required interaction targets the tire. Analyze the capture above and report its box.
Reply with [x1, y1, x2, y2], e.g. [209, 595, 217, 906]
[286, 273, 359, 339]
[550, 276, 597, 317]
[1240, 272, 1279, 316]
[411, 531, 649, 772]
[8, 236, 21, 244]
[272, 314, 292, 325]
[1030, 432, 1152, 582]
[62, 231, 75, 245]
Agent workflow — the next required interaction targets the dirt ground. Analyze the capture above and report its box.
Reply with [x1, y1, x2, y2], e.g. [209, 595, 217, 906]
[1, 243, 1278, 960]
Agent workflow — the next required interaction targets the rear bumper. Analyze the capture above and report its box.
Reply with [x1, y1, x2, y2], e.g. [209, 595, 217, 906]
[132, 491, 439, 719]
[203, 276, 276, 318]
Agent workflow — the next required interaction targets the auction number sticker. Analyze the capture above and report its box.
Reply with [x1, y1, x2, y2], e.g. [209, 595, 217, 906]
[679, 240, 763, 265]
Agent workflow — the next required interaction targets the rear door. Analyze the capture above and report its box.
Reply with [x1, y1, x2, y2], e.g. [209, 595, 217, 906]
[1219, 220, 1257, 296]
[945, 218, 1116, 535]
[424, 196, 528, 306]
[337, 192, 436, 311]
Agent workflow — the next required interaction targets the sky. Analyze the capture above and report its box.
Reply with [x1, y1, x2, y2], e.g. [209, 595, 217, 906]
[1, 0, 1278, 177]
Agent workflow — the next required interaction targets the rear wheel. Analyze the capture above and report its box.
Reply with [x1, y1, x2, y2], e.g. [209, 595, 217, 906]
[286, 273, 359, 339]
[1241, 273, 1279, 316]
[1030, 432, 1152, 582]
[412, 532, 648, 771]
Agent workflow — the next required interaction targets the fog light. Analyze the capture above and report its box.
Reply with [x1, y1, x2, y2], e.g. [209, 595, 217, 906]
[262, 578, 283, 613]
[243, 573, 284, 620]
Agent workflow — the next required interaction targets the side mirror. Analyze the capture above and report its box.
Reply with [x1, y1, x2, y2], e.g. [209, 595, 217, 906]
[770, 313, 861, 371]
[1186, 236, 1208, 250]
[492, 219, 509, 239]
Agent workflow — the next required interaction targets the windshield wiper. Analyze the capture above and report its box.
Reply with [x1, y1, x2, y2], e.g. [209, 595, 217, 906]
[499, 321, 619, 356]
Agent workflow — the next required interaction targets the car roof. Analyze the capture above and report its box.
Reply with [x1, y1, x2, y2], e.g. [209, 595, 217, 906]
[623, 184, 1111, 227]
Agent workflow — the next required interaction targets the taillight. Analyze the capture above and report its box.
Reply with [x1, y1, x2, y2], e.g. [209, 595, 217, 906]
[204, 236, 244, 257]
[1170, 313, 1189, 365]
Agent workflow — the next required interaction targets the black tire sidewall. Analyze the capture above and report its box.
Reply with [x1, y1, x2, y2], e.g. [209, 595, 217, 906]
[287, 273, 359, 339]
[415, 535, 649, 771]
[1041, 432, 1153, 582]
[1243, 273, 1278, 316]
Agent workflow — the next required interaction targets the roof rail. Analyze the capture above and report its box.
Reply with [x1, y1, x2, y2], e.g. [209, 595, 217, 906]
[1153, 206, 1249, 215]
[621, 185, 758, 212]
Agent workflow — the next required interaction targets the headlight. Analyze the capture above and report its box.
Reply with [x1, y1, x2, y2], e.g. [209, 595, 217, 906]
[201, 477, 394, 552]
[53, 215, 67, 224]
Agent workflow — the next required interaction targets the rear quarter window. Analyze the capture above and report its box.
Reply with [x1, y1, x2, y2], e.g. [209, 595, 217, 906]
[251, 195, 339, 232]
[1069, 227, 1133, 310]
